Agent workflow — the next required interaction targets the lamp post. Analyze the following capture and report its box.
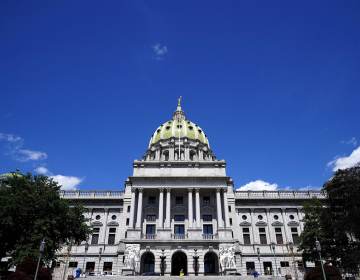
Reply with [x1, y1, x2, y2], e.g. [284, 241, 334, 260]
[288, 242, 298, 280]
[160, 249, 166, 276]
[315, 239, 327, 280]
[82, 242, 89, 277]
[97, 248, 102, 276]
[34, 239, 46, 280]
[270, 242, 278, 277]
[193, 249, 199, 276]
[257, 247, 262, 275]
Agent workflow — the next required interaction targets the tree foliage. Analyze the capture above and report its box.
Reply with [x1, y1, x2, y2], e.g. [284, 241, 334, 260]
[299, 166, 360, 274]
[0, 172, 90, 266]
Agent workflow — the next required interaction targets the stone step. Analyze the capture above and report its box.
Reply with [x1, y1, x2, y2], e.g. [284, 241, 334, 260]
[81, 276, 284, 280]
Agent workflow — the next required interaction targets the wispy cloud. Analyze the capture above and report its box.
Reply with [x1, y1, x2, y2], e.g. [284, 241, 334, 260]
[0, 133, 47, 162]
[34, 166, 83, 190]
[152, 43, 168, 60]
[341, 137, 357, 147]
[327, 146, 360, 171]
[236, 179, 320, 191]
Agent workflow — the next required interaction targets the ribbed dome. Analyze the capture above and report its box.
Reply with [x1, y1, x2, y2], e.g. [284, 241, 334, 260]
[149, 98, 210, 147]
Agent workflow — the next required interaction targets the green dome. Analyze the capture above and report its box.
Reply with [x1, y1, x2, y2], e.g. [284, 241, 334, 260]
[149, 98, 210, 147]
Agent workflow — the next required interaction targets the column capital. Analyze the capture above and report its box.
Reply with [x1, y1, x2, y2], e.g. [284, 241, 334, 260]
[138, 187, 143, 192]
[195, 187, 200, 192]
[187, 188, 194, 192]
[165, 187, 171, 192]
[216, 187, 222, 193]
[131, 187, 136, 193]
[159, 187, 165, 192]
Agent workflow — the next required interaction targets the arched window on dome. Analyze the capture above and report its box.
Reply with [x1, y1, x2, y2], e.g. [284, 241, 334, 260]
[162, 150, 169, 161]
[189, 150, 197, 161]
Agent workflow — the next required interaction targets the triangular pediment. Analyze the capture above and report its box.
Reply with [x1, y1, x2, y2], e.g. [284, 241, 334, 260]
[271, 221, 284, 226]
[288, 221, 299, 226]
[240, 221, 252, 226]
[107, 221, 119, 227]
[91, 221, 103, 227]
[255, 221, 268, 226]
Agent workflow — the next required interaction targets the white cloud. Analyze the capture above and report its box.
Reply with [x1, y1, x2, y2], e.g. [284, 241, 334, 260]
[34, 166, 50, 175]
[237, 180, 279, 191]
[298, 186, 321, 191]
[341, 137, 357, 147]
[152, 43, 168, 60]
[0, 132, 47, 162]
[327, 146, 360, 171]
[17, 149, 48, 161]
[51, 175, 83, 190]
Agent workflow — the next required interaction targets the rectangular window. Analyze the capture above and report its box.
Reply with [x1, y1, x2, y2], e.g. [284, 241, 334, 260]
[259, 228, 267, 244]
[291, 227, 300, 244]
[174, 224, 185, 234]
[202, 214, 212, 221]
[86, 262, 95, 273]
[263, 262, 273, 275]
[108, 228, 116, 245]
[146, 214, 156, 221]
[69, 262, 78, 268]
[203, 196, 210, 205]
[229, 218, 233, 225]
[275, 228, 283, 244]
[127, 205, 131, 212]
[148, 196, 156, 205]
[91, 228, 99, 245]
[126, 218, 129, 226]
[174, 215, 185, 221]
[280, 261, 290, 267]
[103, 262, 112, 273]
[243, 228, 251, 245]
[203, 224, 213, 234]
[246, 262, 255, 275]
[228, 206, 231, 212]
[175, 196, 183, 205]
[146, 224, 156, 234]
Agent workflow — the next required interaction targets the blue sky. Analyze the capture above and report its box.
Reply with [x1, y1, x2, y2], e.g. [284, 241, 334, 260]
[1, 1, 359, 191]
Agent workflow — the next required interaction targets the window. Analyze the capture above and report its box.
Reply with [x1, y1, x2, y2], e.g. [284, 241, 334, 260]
[258, 215, 263, 220]
[148, 196, 156, 205]
[243, 228, 251, 245]
[146, 224, 156, 234]
[263, 262, 273, 275]
[228, 206, 231, 212]
[69, 262, 78, 268]
[242, 215, 247, 220]
[126, 218, 129, 226]
[91, 228, 99, 245]
[275, 228, 283, 244]
[174, 224, 185, 235]
[127, 206, 131, 213]
[174, 215, 185, 221]
[246, 262, 255, 275]
[259, 227, 267, 244]
[108, 228, 116, 245]
[203, 224, 213, 234]
[289, 214, 295, 220]
[229, 218, 233, 225]
[95, 215, 101, 220]
[291, 227, 300, 244]
[202, 215, 212, 222]
[111, 215, 116, 220]
[103, 262, 112, 274]
[146, 214, 156, 221]
[203, 196, 210, 205]
[86, 262, 95, 273]
[280, 261, 290, 267]
[175, 196, 183, 205]
[274, 215, 279, 220]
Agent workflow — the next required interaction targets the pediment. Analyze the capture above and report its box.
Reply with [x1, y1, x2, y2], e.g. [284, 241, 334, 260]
[240, 221, 252, 226]
[271, 221, 284, 226]
[91, 221, 103, 227]
[255, 221, 268, 226]
[288, 221, 299, 226]
[107, 221, 119, 227]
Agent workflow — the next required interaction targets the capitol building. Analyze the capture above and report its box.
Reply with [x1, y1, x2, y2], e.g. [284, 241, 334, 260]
[54, 100, 324, 278]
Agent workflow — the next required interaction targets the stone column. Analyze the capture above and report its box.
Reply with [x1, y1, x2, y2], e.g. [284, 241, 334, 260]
[195, 188, 201, 228]
[223, 189, 230, 227]
[216, 188, 223, 228]
[265, 208, 273, 243]
[165, 188, 171, 228]
[188, 188, 193, 228]
[135, 188, 143, 228]
[158, 188, 164, 228]
[281, 208, 289, 244]
[129, 187, 136, 229]
[250, 208, 257, 244]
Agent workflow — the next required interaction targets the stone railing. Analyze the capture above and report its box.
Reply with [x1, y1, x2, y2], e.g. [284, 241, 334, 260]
[60, 190, 124, 199]
[235, 190, 325, 200]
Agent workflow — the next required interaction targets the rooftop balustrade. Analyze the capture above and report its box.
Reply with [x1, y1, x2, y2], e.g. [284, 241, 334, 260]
[235, 190, 325, 200]
[60, 190, 124, 199]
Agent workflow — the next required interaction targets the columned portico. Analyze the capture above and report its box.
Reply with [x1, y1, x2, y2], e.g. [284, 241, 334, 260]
[195, 188, 201, 228]
[135, 188, 143, 228]
[223, 189, 230, 228]
[129, 187, 136, 228]
[188, 188, 193, 228]
[216, 188, 223, 228]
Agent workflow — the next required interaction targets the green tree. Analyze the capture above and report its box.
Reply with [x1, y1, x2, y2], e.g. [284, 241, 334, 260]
[0, 172, 90, 266]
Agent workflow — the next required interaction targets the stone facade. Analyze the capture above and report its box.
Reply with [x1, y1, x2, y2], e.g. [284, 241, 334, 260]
[53, 102, 324, 279]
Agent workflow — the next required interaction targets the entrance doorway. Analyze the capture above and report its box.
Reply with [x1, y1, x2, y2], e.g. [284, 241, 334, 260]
[140, 252, 155, 275]
[171, 251, 187, 275]
[204, 252, 219, 275]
